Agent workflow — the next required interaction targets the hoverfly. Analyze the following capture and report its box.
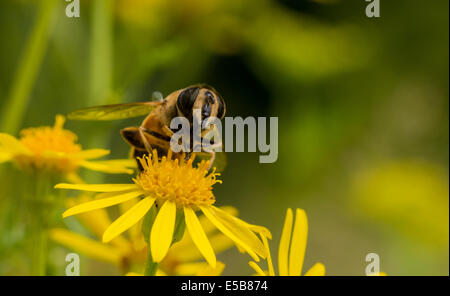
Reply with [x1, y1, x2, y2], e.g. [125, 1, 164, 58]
[68, 84, 226, 171]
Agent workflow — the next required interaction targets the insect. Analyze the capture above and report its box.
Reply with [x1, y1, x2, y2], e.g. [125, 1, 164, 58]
[68, 84, 227, 171]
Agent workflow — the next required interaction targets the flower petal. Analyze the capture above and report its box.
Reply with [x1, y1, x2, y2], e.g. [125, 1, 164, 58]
[248, 261, 266, 276]
[196, 261, 225, 276]
[103, 196, 156, 243]
[0, 152, 11, 163]
[55, 183, 139, 192]
[150, 201, 176, 262]
[196, 206, 238, 235]
[80, 160, 134, 174]
[72, 149, 110, 159]
[168, 233, 232, 262]
[184, 207, 216, 268]
[48, 228, 121, 266]
[175, 261, 225, 276]
[62, 190, 144, 218]
[0, 133, 30, 155]
[261, 235, 275, 276]
[278, 208, 293, 276]
[200, 206, 263, 261]
[288, 209, 308, 276]
[304, 262, 326, 276]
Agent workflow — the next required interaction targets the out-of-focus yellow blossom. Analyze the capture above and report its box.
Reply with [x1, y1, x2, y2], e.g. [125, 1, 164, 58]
[55, 150, 269, 269]
[50, 194, 238, 276]
[249, 208, 325, 276]
[0, 115, 135, 177]
[351, 160, 449, 249]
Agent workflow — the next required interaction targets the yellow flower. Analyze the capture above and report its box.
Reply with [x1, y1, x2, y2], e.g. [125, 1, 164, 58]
[55, 150, 269, 268]
[249, 208, 325, 276]
[50, 193, 238, 275]
[0, 115, 135, 176]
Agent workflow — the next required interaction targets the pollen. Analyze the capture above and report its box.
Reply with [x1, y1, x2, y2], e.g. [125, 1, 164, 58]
[15, 115, 82, 172]
[133, 150, 221, 208]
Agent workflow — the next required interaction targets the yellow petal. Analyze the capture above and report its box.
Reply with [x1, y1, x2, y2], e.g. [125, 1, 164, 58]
[212, 207, 273, 241]
[150, 201, 176, 262]
[67, 196, 131, 251]
[196, 261, 225, 276]
[278, 208, 293, 276]
[174, 262, 207, 276]
[48, 228, 121, 266]
[209, 206, 267, 258]
[248, 261, 267, 276]
[125, 272, 143, 276]
[119, 198, 147, 251]
[103, 197, 156, 243]
[200, 206, 262, 262]
[72, 149, 110, 159]
[168, 233, 232, 263]
[55, 183, 139, 192]
[288, 209, 308, 276]
[197, 206, 238, 235]
[64, 173, 85, 184]
[247, 224, 272, 240]
[95, 159, 137, 168]
[184, 207, 216, 268]
[80, 160, 134, 174]
[62, 190, 144, 218]
[261, 235, 275, 276]
[0, 133, 30, 155]
[0, 152, 11, 163]
[304, 262, 326, 276]
[174, 261, 225, 276]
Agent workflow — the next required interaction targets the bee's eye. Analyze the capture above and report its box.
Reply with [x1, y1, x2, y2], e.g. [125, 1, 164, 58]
[205, 91, 215, 105]
[202, 103, 211, 118]
[177, 87, 199, 118]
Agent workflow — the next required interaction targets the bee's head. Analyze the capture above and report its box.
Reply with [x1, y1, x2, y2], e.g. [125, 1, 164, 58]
[176, 84, 226, 124]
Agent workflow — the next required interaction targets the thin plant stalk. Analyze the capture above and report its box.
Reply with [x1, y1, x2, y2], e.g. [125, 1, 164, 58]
[0, 0, 57, 134]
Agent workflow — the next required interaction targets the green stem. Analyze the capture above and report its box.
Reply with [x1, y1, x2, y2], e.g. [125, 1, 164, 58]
[89, 0, 113, 105]
[84, 0, 114, 184]
[30, 221, 47, 276]
[144, 247, 158, 276]
[28, 172, 59, 276]
[0, 0, 57, 134]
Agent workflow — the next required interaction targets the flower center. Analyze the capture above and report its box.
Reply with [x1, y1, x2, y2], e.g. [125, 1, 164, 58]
[19, 115, 81, 155]
[133, 150, 221, 208]
[15, 115, 82, 173]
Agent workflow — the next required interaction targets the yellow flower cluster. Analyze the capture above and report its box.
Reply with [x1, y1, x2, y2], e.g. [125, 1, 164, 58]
[0, 115, 134, 176]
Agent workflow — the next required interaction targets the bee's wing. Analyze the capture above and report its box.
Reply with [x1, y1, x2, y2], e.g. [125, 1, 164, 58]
[68, 101, 163, 121]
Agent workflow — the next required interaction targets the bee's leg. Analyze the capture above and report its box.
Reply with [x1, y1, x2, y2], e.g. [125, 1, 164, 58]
[138, 126, 153, 153]
[202, 141, 223, 170]
[162, 125, 174, 137]
[207, 150, 216, 170]
[185, 151, 192, 161]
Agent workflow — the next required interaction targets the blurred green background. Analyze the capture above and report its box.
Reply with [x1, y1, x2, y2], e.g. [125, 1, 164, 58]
[0, 0, 448, 275]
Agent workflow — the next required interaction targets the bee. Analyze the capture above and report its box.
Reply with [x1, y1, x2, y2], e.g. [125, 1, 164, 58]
[68, 84, 227, 171]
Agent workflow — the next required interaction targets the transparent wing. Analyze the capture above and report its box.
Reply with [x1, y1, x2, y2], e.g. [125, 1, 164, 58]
[68, 102, 163, 121]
